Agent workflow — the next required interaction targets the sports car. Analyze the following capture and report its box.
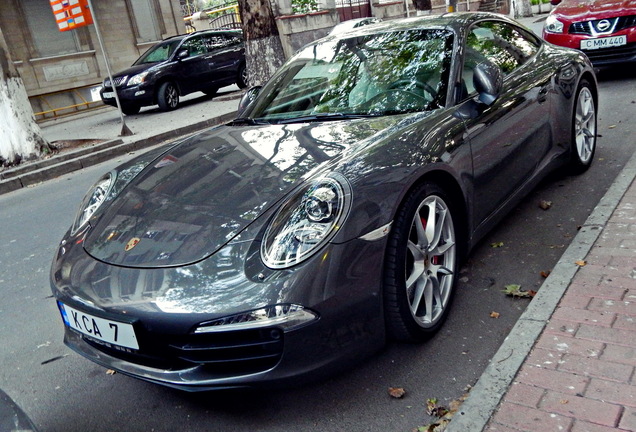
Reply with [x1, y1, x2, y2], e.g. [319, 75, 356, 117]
[50, 12, 598, 391]
[543, 0, 636, 66]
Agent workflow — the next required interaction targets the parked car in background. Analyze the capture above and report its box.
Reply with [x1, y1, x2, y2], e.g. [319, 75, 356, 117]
[543, 0, 636, 66]
[329, 17, 382, 35]
[100, 29, 247, 115]
[53, 12, 597, 391]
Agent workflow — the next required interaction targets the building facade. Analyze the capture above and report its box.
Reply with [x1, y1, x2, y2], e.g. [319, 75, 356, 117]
[0, 0, 186, 119]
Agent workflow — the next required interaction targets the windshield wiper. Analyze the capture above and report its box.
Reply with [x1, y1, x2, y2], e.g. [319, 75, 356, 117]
[275, 113, 380, 124]
[228, 117, 270, 126]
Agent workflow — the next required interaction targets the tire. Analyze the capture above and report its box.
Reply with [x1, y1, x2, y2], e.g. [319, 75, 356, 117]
[157, 82, 179, 111]
[237, 63, 248, 89]
[120, 104, 140, 115]
[383, 182, 460, 342]
[569, 79, 597, 173]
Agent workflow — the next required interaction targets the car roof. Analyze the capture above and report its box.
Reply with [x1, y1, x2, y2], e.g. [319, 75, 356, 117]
[328, 12, 525, 37]
[162, 28, 242, 42]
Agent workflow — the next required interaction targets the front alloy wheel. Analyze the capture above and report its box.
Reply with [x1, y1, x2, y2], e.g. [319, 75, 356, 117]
[157, 82, 179, 111]
[384, 182, 459, 341]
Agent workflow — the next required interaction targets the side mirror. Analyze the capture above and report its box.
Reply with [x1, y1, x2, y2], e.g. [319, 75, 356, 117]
[237, 86, 261, 117]
[473, 61, 503, 105]
[452, 61, 503, 120]
[177, 49, 189, 60]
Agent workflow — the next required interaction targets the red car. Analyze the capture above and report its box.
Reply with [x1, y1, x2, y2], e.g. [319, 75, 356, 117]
[543, 0, 636, 65]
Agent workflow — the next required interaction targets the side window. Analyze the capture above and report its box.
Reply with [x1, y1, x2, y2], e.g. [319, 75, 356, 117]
[182, 36, 207, 57]
[207, 35, 228, 50]
[207, 34, 242, 50]
[21, 0, 80, 57]
[461, 21, 540, 97]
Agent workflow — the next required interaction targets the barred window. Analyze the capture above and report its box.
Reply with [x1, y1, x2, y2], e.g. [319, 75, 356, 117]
[23, 0, 80, 57]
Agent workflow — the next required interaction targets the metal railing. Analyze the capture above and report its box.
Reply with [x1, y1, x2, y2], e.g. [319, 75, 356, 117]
[31, 85, 104, 122]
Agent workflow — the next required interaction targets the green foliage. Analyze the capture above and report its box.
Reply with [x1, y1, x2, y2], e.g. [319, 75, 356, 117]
[292, 0, 320, 14]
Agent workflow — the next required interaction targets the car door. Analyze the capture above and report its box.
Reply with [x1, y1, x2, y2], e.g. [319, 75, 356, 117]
[203, 32, 244, 87]
[176, 34, 211, 95]
[458, 20, 554, 230]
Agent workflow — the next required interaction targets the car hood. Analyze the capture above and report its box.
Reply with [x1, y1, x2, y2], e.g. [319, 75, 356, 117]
[554, 0, 636, 20]
[83, 118, 403, 268]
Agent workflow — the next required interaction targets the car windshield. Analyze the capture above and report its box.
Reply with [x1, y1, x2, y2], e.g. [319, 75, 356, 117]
[245, 28, 453, 123]
[134, 39, 182, 65]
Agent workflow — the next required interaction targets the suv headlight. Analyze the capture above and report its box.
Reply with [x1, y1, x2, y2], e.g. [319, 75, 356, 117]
[127, 71, 149, 86]
[261, 174, 351, 269]
[71, 172, 114, 234]
[544, 15, 565, 34]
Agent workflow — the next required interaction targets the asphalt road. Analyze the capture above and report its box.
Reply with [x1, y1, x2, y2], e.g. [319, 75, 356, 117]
[1, 53, 635, 432]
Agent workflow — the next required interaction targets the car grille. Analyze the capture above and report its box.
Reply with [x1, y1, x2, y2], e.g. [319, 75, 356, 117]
[103, 76, 128, 88]
[581, 41, 636, 64]
[83, 327, 284, 377]
[569, 15, 636, 35]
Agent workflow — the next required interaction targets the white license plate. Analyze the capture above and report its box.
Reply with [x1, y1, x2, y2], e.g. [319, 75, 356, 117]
[59, 302, 139, 350]
[580, 35, 627, 50]
[102, 91, 115, 99]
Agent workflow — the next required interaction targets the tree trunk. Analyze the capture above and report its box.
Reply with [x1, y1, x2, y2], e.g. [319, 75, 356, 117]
[0, 29, 49, 168]
[237, 0, 287, 87]
[510, 0, 533, 18]
[413, 0, 432, 13]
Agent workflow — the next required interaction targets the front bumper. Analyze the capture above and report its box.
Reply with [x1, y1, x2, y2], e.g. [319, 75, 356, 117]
[51, 235, 388, 391]
[100, 84, 156, 107]
[544, 31, 636, 65]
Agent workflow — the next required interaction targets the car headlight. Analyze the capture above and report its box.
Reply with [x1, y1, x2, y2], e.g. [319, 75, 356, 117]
[194, 304, 319, 333]
[71, 172, 114, 234]
[127, 71, 148, 86]
[261, 174, 351, 269]
[544, 15, 565, 34]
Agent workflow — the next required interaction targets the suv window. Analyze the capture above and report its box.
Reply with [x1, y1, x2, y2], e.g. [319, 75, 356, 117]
[181, 35, 208, 57]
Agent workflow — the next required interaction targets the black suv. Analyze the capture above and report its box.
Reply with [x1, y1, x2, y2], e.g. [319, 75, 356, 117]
[100, 30, 247, 114]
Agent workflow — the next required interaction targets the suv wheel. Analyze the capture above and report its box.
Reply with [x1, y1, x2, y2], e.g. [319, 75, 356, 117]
[237, 64, 248, 89]
[157, 82, 179, 111]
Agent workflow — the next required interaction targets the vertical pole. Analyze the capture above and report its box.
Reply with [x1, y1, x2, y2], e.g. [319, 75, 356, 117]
[85, 0, 133, 136]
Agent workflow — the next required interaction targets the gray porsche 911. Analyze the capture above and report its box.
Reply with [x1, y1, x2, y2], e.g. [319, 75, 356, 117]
[50, 12, 597, 391]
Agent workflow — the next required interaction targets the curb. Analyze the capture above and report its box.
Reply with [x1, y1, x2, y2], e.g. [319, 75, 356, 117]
[0, 111, 237, 196]
[445, 148, 636, 431]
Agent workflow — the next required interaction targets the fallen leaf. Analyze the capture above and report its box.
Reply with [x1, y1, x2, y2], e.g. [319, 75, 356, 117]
[575, 260, 587, 267]
[426, 398, 449, 418]
[540, 270, 551, 278]
[416, 389, 470, 432]
[389, 387, 406, 398]
[528, 290, 538, 297]
[502, 284, 533, 298]
[490, 311, 500, 318]
[560, 399, 569, 404]
[539, 200, 552, 210]
[106, 369, 117, 375]
[491, 242, 504, 248]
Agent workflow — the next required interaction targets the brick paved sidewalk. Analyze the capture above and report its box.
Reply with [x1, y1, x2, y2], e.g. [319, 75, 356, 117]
[486, 178, 636, 432]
